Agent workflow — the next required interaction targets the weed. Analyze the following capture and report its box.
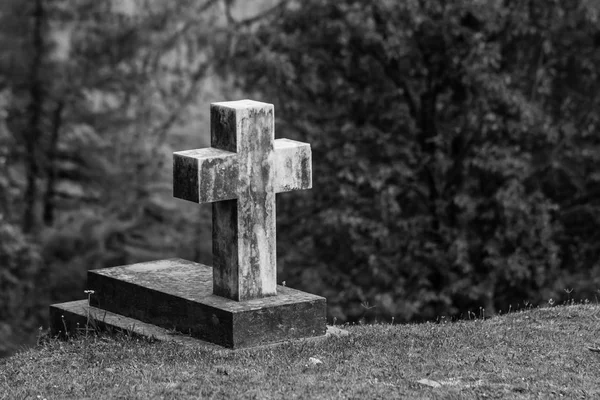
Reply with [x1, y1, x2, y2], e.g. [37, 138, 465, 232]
[83, 290, 96, 339]
[564, 288, 574, 305]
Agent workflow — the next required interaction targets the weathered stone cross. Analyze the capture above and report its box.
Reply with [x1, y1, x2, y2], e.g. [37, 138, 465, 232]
[50, 99, 325, 348]
[173, 100, 312, 301]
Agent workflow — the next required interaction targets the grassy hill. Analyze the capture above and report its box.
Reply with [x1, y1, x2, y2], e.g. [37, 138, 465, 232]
[1, 304, 599, 399]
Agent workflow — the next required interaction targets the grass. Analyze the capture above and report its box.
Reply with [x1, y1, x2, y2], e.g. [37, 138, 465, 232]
[1, 304, 599, 399]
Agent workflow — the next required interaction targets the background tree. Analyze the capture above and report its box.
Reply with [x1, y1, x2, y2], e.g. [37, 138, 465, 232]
[223, 0, 600, 321]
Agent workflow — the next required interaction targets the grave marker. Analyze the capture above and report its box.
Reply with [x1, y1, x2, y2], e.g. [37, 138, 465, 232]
[49, 100, 327, 348]
[173, 100, 312, 301]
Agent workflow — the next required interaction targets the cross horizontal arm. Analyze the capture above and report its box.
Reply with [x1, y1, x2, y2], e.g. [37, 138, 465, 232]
[173, 148, 238, 203]
[274, 139, 312, 193]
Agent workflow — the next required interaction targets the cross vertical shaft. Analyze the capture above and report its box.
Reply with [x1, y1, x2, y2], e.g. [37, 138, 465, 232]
[211, 101, 277, 300]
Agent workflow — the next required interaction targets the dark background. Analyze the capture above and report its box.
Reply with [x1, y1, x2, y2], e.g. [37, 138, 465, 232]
[2, 0, 599, 357]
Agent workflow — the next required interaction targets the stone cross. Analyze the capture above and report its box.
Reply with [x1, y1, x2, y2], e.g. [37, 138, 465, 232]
[173, 100, 312, 301]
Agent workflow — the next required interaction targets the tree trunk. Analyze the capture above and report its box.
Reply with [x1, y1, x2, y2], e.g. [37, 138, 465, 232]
[43, 100, 64, 226]
[22, 0, 45, 233]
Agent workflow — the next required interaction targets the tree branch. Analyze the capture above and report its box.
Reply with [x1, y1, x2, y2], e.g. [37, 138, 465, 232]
[228, 0, 290, 27]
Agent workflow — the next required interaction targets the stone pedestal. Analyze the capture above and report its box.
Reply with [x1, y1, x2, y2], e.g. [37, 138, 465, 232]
[50, 259, 327, 349]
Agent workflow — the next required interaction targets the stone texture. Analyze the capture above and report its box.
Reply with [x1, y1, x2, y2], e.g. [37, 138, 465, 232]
[85, 258, 327, 348]
[173, 100, 312, 301]
[173, 148, 237, 203]
[274, 139, 312, 192]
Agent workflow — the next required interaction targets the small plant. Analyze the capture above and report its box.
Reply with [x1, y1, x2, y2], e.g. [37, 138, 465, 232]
[36, 326, 49, 346]
[564, 288, 574, 305]
[61, 315, 69, 339]
[360, 301, 376, 311]
[81, 290, 99, 339]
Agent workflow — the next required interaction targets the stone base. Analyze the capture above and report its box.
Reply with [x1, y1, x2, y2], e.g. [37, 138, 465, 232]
[49, 259, 327, 349]
[49, 300, 224, 348]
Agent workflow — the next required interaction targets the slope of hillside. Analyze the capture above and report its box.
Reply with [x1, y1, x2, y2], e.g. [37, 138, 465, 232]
[1, 304, 599, 399]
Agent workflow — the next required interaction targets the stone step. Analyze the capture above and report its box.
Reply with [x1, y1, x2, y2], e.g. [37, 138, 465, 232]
[49, 300, 223, 349]
[80, 258, 326, 349]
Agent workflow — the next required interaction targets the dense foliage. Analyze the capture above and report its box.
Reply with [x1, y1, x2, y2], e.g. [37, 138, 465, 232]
[224, 0, 600, 321]
[2, 0, 600, 355]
